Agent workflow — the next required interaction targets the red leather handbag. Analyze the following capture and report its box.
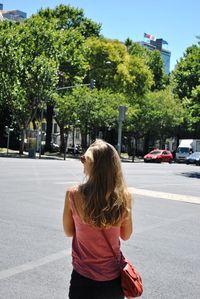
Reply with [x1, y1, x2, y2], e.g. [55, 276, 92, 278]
[102, 230, 143, 298]
[121, 260, 143, 298]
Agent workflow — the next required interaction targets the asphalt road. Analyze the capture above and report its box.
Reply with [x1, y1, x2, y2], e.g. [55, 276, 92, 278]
[0, 157, 200, 299]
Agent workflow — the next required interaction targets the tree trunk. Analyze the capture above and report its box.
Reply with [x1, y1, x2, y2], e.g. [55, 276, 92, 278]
[19, 129, 25, 155]
[32, 118, 37, 130]
[143, 131, 150, 154]
[45, 104, 53, 152]
[81, 131, 87, 150]
[81, 121, 88, 150]
[59, 125, 65, 153]
[72, 126, 75, 147]
[135, 138, 138, 155]
[59, 125, 69, 153]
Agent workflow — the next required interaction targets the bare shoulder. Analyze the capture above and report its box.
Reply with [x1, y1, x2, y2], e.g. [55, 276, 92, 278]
[66, 185, 84, 215]
[63, 187, 76, 237]
[65, 185, 79, 199]
[67, 185, 79, 193]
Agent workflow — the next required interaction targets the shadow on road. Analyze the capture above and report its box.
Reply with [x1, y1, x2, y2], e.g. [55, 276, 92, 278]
[180, 171, 200, 179]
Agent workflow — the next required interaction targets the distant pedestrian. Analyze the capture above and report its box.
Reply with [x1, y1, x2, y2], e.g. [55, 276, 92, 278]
[172, 149, 176, 159]
[63, 139, 133, 299]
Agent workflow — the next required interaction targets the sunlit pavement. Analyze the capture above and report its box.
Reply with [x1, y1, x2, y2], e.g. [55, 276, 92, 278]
[0, 158, 199, 298]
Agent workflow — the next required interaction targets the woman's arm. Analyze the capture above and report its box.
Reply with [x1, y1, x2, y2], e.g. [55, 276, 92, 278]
[120, 192, 133, 241]
[63, 190, 75, 237]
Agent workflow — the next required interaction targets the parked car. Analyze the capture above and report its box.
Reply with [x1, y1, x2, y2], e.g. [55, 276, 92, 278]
[144, 149, 173, 163]
[186, 152, 200, 165]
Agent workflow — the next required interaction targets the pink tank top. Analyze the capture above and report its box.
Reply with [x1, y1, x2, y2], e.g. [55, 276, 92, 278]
[70, 190, 123, 281]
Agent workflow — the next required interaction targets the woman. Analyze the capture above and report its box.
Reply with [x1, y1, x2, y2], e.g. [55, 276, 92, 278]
[63, 139, 133, 299]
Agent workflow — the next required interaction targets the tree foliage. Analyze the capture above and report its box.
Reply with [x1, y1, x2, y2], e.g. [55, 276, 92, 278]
[85, 37, 153, 97]
[0, 5, 101, 152]
[124, 88, 184, 152]
[172, 44, 200, 99]
[0, 18, 59, 152]
[38, 4, 101, 38]
[54, 86, 129, 148]
[0, 3, 197, 154]
[128, 42, 167, 91]
[172, 41, 200, 136]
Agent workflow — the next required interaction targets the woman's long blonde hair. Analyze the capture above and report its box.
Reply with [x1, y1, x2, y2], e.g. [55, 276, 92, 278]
[79, 139, 129, 228]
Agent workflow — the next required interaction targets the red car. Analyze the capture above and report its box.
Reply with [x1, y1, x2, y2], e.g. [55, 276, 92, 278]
[144, 149, 173, 163]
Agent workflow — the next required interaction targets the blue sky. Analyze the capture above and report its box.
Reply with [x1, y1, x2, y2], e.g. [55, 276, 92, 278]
[2, 0, 200, 71]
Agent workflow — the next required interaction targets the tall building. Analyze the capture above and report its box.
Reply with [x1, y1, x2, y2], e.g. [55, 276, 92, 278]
[138, 36, 171, 74]
[0, 3, 27, 21]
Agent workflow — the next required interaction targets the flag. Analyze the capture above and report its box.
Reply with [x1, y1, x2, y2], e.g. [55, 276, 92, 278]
[162, 39, 168, 45]
[144, 32, 156, 41]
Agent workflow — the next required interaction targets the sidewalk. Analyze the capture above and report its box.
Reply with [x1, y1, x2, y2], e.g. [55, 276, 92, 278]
[0, 149, 64, 160]
[0, 149, 144, 162]
[121, 153, 144, 163]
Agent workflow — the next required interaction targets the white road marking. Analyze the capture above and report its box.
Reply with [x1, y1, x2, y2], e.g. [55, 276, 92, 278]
[129, 187, 200, 204]
[0, 249, 71, 280]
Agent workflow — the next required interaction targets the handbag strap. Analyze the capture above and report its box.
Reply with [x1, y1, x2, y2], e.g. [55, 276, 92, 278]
[101, 230, 120, 266]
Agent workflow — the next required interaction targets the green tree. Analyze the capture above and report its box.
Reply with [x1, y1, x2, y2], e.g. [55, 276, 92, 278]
[36, 5, 101, 150]
[147, 50, 166, 91]
[54, 86, 129, 149]
[172, 41, 200, 137]
[0, 18, 59, 153]
[128, 42, 167, 91]
[125, 88, 184, 153]
[128, 42, 148, 59]
[0, 21, 18, 146]
[124, 37, 133, 49]
[38, 4, 101, 38]
[116, 54, 153, 97]
[53, 92, 78, 152]
[172, 45, 200, 99]
[85, 37, 153, 97]
[0, 4, 101, 153]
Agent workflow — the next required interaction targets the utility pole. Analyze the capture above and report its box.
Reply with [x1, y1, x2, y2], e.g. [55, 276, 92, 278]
[117, 106, 127, 155]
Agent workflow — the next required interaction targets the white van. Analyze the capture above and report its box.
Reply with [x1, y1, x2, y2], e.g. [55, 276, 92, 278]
[175, 139, 200, 162]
